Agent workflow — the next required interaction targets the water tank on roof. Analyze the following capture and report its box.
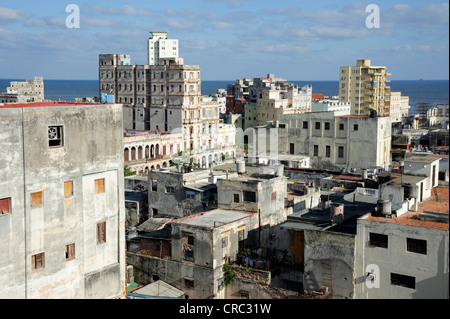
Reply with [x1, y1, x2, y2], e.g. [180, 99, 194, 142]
[237, 160, 245, 174]
[377, 199, 391, 216]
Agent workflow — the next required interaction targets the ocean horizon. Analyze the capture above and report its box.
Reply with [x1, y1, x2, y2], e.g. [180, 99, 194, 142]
[1, 79, 448, 114]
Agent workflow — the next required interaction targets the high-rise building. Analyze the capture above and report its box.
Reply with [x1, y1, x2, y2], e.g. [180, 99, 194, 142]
[147, 31, 179, 66]
[339, 59, 391, 116]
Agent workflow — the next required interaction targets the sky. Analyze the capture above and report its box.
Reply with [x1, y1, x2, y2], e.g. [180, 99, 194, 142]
[0, 0, 448, 81]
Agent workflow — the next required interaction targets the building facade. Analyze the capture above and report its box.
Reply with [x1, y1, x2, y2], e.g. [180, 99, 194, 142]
[277, 112, 392, 171]
[0, 101, 126, 299]
[6, 76, 44, 103]
[339, 59, 391, 116]
[147, 31, 179, 66]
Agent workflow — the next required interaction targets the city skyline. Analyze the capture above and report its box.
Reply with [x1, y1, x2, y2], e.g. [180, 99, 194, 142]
[0, 0, 448, 81]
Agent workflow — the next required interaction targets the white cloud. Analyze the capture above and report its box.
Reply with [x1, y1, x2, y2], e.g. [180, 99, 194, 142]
[91, 5, 156, 17]
[0, 7, 32, 25]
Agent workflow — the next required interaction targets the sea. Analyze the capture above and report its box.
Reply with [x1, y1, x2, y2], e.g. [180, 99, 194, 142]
[1, 79, 448, 114]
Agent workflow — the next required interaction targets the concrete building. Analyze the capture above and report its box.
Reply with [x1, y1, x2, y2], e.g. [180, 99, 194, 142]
[277, 112, 392, 171]
[6, 76, 44, 103]
[99, 33, 237, 167]
[127, 208, 259, 299]
[0, 101, 126, 299]
[123, 131, 183, 175]
[389, 92, 410, 123]
[311, 101, 351, 114]
[354, 187, 449, 299]
[215, 163, 289, 252]
[147, 167, 235, 219]
[255, 86, 312, 127]
[147, 31, 179, 66]
[427, 104, 449, 129]
[339, 59, 391, 116]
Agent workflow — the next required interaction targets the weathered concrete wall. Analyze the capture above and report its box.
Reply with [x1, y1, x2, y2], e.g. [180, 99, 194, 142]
[277, 113, 391, 171]
[0, 104, 126, 299]
[303, 229, 356, 299]
[354, 217, 449, 299]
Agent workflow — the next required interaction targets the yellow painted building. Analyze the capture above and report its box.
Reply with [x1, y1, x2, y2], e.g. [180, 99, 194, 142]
[339, 59, 391, 116]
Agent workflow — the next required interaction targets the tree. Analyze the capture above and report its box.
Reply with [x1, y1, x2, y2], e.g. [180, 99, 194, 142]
[124, 164, 136, 176]
[222, 263, 236, 285]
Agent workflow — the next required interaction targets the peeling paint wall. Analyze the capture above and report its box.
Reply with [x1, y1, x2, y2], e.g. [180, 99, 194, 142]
[303, 230, 356, 299]
[0, 104, 126, 299]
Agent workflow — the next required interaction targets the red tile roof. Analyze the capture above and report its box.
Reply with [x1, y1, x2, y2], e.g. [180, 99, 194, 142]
[312, 94, 324, 99]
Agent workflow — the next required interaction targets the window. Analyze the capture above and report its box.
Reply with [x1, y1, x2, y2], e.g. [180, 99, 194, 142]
[0, 197, 11, 215]
[338, 146, 344, 158]
[48, 126, 63, 148]
[271, 192, 277, 201]
[326, 145, 331, 158]
[314, 145, 319, 157]
[222, 236, 228, 248]
[339, 123, 344, 130]
[151, 179, 157, 192]
[391, 273, 415, 289]
[30, 191, 43, 208]
[64, 181, 73, 197]
[243, 191, 256, 202]
[233, 194, 240, 203]
[407, 238, 427, 255]
[354, 124, 359, 131]
[32, 253, 45, 271]
[165, 186, 175, 194]
[315, 122, 321, 130]
[369, 232, 388, 248]
[97, 222, 106, 244]
[303, 121, 308, 129]
[186, 191, 195, 200]
[184, 278, 194, 288]
[94, 178, 105, 194]
[324, 122, 330, 130]
[65, 243, 75, 261]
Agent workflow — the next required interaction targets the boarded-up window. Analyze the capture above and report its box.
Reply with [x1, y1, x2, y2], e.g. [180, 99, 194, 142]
[65, 243, 75, 260]
[0, 198, 11, 215]
[64, 181, 73, 197]
[94, 178, 105, 194]
[30, 192, 43, 208]
[97, 222, 106, 244]
[31, 253, 45, 271]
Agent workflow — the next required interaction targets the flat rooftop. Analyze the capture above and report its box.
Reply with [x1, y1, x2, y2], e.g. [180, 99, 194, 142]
[405, 156, 440, 164]
[170, 208, 256, 229]
[365, 187, 449, 230]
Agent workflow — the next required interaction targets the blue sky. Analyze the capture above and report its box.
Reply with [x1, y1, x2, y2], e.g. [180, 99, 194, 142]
[0, 0, 448, 81]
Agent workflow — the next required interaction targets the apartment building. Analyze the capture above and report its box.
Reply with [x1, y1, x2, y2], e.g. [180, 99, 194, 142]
[389, 92, 410, 123]
[6, 76, 44, 103]
[127, 208, 259, 299]
[147, 31, 179, 66]
[277, 111, 392, 171]
[354, 187, 449, 299]
[123, 131, 184, 175]
[339, 59, 391, 116]
[0, 101, 126, 299]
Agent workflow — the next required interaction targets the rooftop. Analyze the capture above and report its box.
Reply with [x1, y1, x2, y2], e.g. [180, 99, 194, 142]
[170, 208, 256, 229]
[365, 187, 449, 230]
